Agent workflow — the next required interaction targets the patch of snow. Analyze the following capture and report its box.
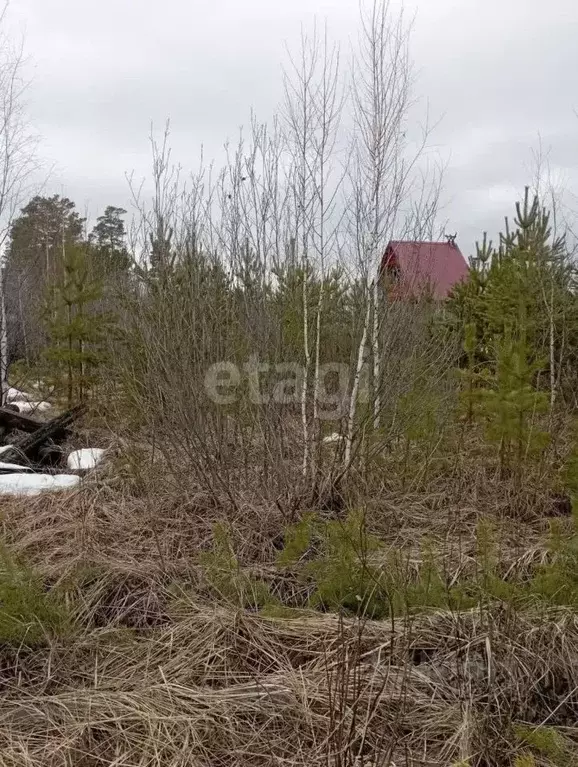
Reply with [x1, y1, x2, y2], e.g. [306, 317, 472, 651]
[323, 433, 343, 444]
[0, 473, 80, 496]
[0, 461, 32, 472]
[5, 387, 33, 403]
[13, 401, 52, 414]
[67, 448, 105, 471]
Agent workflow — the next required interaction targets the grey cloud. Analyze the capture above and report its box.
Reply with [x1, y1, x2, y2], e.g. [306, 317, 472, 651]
[7, 0, 578, 252]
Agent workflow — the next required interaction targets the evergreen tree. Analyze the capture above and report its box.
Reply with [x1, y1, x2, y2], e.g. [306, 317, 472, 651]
[6, 195, 84, 279]
[44, 244, 108, 406]
[3, 195, 85, 360]
[448, 189, 576, 401]
[449, 233, 492, 363]
[459, 322, 479, 424]
[477, 332, 549, 481]
[272, 262, 352, 364]
[89, 206, 130, 274]
[483, 189, 564, 352]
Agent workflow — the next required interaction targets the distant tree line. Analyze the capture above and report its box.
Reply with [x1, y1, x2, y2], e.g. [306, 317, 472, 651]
[3, 196, 129, 365]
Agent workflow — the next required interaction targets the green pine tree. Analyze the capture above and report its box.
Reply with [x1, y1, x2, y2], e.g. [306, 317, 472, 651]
[44, 244, 109, 406]
[482, 189, 568, 368]
[448, 232, 493, 362]
[459, 321, 479, 424]
[477, 331, 549, 481]
[448, 190, 575, 395]
[89, 205, 130, 274]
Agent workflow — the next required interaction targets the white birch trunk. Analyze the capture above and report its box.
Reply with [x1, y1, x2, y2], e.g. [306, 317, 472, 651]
[0, 264, 7, 406]
[344, 283, 372, 466]
[371, 277, 380, 429]
[312, 281, 323, 426]
[549, 277, 556, 410]
[301, 256, 310, 476]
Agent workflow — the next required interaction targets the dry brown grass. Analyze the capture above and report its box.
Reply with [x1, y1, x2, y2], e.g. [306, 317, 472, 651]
[0, 588, 577, 765]
[0, 445, 575, 766]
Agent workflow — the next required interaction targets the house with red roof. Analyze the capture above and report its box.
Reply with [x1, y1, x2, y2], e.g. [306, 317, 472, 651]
[379, 240, 469, 300]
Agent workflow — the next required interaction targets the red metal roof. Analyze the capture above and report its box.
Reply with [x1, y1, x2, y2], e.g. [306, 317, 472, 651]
[380, 240, 469, 300]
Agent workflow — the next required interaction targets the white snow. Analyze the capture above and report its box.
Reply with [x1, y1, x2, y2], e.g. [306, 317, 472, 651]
[5, 387, 32, 403]
[0, 461, 32, 472]
[67, 448, 105, 471]
[2, 385, 52, 412]
[13, 401, 52, 414]
[0, 473, 80, 496]
[323, 433, 343, 444]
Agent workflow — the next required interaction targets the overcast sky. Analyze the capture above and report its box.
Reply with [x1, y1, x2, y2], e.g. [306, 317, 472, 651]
[7, 0, 578, 255]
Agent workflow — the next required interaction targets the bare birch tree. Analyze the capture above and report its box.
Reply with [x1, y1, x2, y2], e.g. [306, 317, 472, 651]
[282, 22, 345, 478]
[282, 26, 322, 477]
[0, 4, 38, 402]
[352, 0, 412, 432]
[530, 141, 573, 411]
[309, 29, 342, 455]
[343, 0, 441, 468]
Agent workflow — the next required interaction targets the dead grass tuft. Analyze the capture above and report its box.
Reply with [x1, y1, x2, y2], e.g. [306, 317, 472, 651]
[0, 452, 575, 765]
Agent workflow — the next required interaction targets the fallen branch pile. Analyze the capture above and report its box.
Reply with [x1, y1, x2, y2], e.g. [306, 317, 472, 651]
[0, 404, 86, 468]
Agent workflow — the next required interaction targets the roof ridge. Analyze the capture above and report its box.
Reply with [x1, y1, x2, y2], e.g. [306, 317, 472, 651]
[389, 239, 456, 245]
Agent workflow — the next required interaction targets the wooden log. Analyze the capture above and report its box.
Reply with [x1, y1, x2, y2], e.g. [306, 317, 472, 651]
[0, 407, 43, 435]
[0, 405, 86, 465]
